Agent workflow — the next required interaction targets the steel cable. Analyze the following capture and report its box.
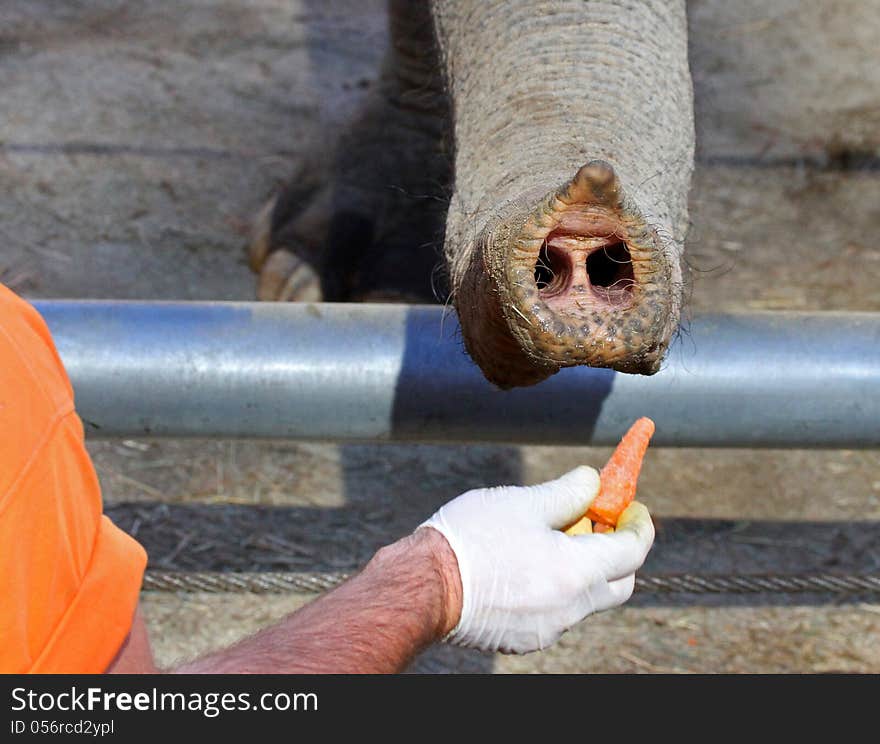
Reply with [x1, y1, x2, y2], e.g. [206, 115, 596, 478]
[143, 570, 880, 596]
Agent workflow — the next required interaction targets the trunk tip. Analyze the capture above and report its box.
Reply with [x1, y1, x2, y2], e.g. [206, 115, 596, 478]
[565, 160, 621, 207]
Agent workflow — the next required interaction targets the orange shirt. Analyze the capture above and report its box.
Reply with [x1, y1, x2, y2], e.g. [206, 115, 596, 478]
[0, 284, 147, 673]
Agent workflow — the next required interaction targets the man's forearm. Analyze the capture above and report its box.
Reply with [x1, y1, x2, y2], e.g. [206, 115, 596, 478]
[172, 527, 462, 674]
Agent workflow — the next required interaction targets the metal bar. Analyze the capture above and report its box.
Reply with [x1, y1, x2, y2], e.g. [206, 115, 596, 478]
[34, 301, 880, 447]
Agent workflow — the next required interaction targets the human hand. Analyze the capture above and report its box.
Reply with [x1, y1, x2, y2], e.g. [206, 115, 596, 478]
[419, 466, 655, 654]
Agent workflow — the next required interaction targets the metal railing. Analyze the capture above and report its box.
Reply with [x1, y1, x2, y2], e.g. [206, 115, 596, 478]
[36, 301, 880, 448]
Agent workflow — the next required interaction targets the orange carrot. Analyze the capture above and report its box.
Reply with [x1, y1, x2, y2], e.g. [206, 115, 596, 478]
[564, 417, 655, 534]
[587, 417, 655, 526]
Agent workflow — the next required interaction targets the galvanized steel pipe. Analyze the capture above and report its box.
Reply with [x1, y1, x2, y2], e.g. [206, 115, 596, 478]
[34, 302, 880, 447]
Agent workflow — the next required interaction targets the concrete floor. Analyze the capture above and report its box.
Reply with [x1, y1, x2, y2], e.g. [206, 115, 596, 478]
[2, 0, 879, 673]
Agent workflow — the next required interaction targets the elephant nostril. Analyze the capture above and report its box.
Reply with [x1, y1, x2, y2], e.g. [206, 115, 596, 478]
[586, 241, 635, 303]
[534, 242, 572, 298]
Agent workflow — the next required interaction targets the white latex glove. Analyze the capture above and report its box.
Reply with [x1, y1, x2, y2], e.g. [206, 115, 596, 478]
[419, 466, 655, 654]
